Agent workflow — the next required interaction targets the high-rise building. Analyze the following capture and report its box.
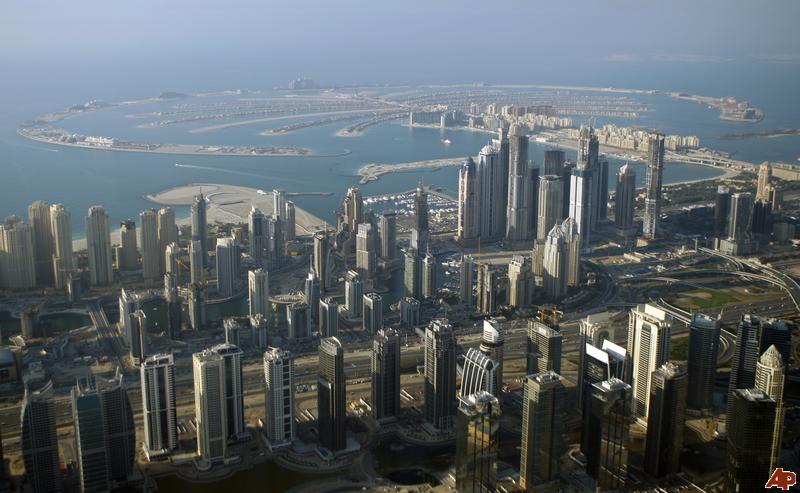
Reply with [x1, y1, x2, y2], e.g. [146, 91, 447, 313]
[118, 219, 138, 271]
[371, 328, 400, 421]
[193, 349, 227, 463]
[141, 353, 177, 459]
[343, 187, 363, 232]
[542, 218, 581, 299]
[644, 362, 687, 478]
[287, 302, 310, 340]
[643, 133, 665, 240]
[22, 381, 61, 493]
[726, 314, 764, 431]
[284, 201, 296, 241]
[596, 159, 609, 222]
[263, 347, 294, 447]
[756, 161, 773, 202]
[50, 204, 73, 289]
[344, 270, 363, 318]
[477, 142, 506, 239]
[28, 201, 53, 285]
[140, 208, 161, 280]
[723, 192, 755, 255]
[411, 182, 430, 252]
[760, 318, 791, 366]
[520, 372, 565, 491]
[687, 313, 720, 412]
[129, 309, 147, 365]
[537, 174, 563, 241]
[579, 339, 628, 456]
[313, 231, 329, 291]
[455, 392, 500, 493]
[559, 161, 576, 220]
[755, 345, 785, 471]
[272, 189, 286, 221]
[457, 157, 480, 241]
[424, 319, 456, 429]
[164, 274, 181, 339]
[72, 376, 109, 492]
[86, 206, 114, 285]
[507, 255, 533, 308]
[164, 242, 180, 277]
[585, 378, 631, 491]
[476, 263, 497, 314]
[403, 248, 421, 299]
[493, 129, 510, 234]
[191, 193, 208, 268]
[714, 185, 731, 240]
[506, 124, 534, 241]
[319, 297, 339, 337]
[362, 293, 383, 334]
[461, 348, 499, 398]
[266, 214, 283, 259]
[479, 319, 504, 393]
[421, 252, 437, 299]
[628, 303, 672, 422]
[96, 370, 136, 486]
[459, 254, 474, 309]
[725, 389, 776, 493]
[399, 296, 420, 329]
[569, 125, 599, 247]
[614, 163, 636, 232]
[248, 206, 267, 262]
[212, 344, 245, 441]
[215, 236, 237, 297]
[378, 211, 397, 259]
[189, 239, 203, 284]
[356, 223, 376, 278]
[188, 283, 206, 330]
[305, 269, 320, 329]
[157, 207, 177, 266]
[527, 321, 562, 375]
[118, 289, 139, 348]
[318, 337, 347, 451]
[0, 216, 36, 289]
[543, 149, 565, 175]
[223, 318, 242, 346]
[247, 270, 270, 324]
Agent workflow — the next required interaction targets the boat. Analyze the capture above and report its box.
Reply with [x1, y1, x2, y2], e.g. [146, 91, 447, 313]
[441, 138, 452, 145]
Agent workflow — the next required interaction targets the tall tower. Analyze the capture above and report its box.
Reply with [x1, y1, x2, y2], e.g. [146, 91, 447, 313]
[476, 263, 497, 314]
[215, 236, 237, 298]
[755, 345, 785, 471]
[727, 192, 754, 242]
[424, 319, 456, 430]
[0, 216, 36, 289]
[21, 381, 61, 493]
[403, 248, 421, 299]
[421, 252, 437, 299]
[313, 231, 329, 290]
[714, 185, 732, 240]
[188, 283, 206, 330]
[520, 372, 565, 491]
[459, 254, 474, 309]
[527, 320, 562, 375]
[477, 143, 505, 239]
[28, 200, 53, 285]
[318, 337, 346, 451]
[50, 203, 74, 289]
[460, 348, 499, 398]
[263, 347, 294, 447]
[272, 189, 286, 221]
[193, 349, 227, 463]
[411, 182, 429, 252]
[304, 269, 320, 329]
[191, 193, 208, 268]
[141, 353, 177, 459]
[614, 163, 636, 231]
[399, 297, 421, 329]
[140, 208, 161, 280]
[378, 211, 397, 259]
[118, 219, 138, 271]
[479, 319, 504, 392]
[542, 218, 580, 299]
[189, 239, 203, 284]
[725, 389, 776, 493]
[537, 175, 563, 241]
[507, 255, 533, 308]
[371, 328, 400, 421]
[457, 157, 480, 241]
[248, 206, 267, 262]
[71, 376, 109, 492]
[543, 149, 565, 175]
[344, 270, 363, 318]
[96, 370, 136, 485]
[362, 293, 383, 334]
[164, 242, 180, 277]
[578, 339, 627, 455]
[284, 201, 296, 241]
[569, 125, 598, 247]
[157, 207, 178, 265]
[726, 314, 763, 431]
[86, 206, 113, 286]
[319, 297, 339, 337]
[455, 392, 500, 493]
[756, 161, 773, 202]
[628, 304, 672, 422]
[506, 124, 534, 241]
[585, 378, 631, 491]
[343, 187, 363, 231]
[644, 362, 687, 478]
[287, 302, 310, 340]
[687, 313, 720, 412]
[643, 133, 665, 240]
[355, 223, 376, 278]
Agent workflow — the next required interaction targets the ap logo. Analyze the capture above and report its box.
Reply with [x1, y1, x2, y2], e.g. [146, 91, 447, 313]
[766, 468, 798, 491]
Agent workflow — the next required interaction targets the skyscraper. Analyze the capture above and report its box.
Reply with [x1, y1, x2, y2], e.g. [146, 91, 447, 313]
[614, 163, 636, 232]
[755, 345, 785, 471]
[28, 200, 53, 285]
[362, 293, 383, 334]
[344, 270, 362, 318]
[569, 125, 598, 247]
[284, 201, 296, 241]
[411, 182, 429, 252]
[726, 314, 764, 431]
[378, 211, 397, 259]
[249, 206, 267, 262]
[537, 174, 563, 241]
[459, 254, 474, 309]
[714, 185, 731, 240]
[356, 222, 376, 278]
[118, 219, 138, 271]
[424, 319, 456, 430]
[164, 242, 180, 277]
[399, 297, 420, 329]
[543, 149, 565, 175]
[507, 254, 534, 308]
[542, 218, 581, 299]
[215, 236, 237, 297]
[141, 353, 177, 459]
[287, 302, 310, 340]
[86, 206, 114, 286]
[460, 348, 500, 398]
[643, 134, 665, 240]
[371, 328, 400, 421]
[343, 187, 363, 231]
[421, 252, 437, 299]
[188, 282, 206, 330]
[579, 340, 628, 456]
[140, 208, 161, 280]
[272, 189, 286, 221]
[305, 269, 320, 329]
[479, 319, 504, 393]
[455, 392, 500, 493]
[214, 344, 245, 441]
[263, 347, 294, 447]
[50, 203, 73, 289]
[164, 274, 181, 339]
[457, 157, 480, 241]
[527, 321, 562, 375]
[72, 376, 108, 492]
[0, 216, 36, 290]
[476, 263, 497, 314]
[318, 337, 347, 451]
[506, 124, 534, 241]
[687, 313, 720, 412]
[319, 297, 339, 337]
[520, 372, 565, 491]
[96, 370, 136, 486]
[724, 192, 755, 255]
[628, 304, 672, 422]
[756, 161, 773, 202]
[585, 378, 631, 491]
[313, 231, 329, 291]
[644, 362, 687, 478]
[191, 193, 208, 268]
[596, 159, 609, 222]
[403, 248, 421, 299]
[129, 309, 147, 365]
[22, 381, 61, 493]
[157, 207, 178, 267]
[193, 349, 227, 463]
[477, 142, 506, 239]
[189, 239, 203, 284]
[725, 389, 776, 493]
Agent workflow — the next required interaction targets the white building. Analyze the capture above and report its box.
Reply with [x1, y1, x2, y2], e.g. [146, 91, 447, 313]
[263, 347, 294, 448]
